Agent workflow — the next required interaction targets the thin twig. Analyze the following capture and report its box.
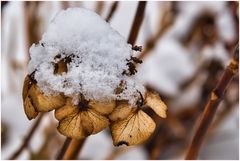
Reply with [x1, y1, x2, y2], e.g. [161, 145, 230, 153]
[106, 1, 118, 22]
[8, 113, 44, 160]
[56, 138, 85, 160]
[138, 2, 176, 60]
[24, 1, 41, 62]
[127, 1, 147, 45]
[185, 44, 239, 160]
[95, 1, 104, 16]
[63, 139, 85, 160]
[25, 2, 40, 49]
[56, 137, 72, 160]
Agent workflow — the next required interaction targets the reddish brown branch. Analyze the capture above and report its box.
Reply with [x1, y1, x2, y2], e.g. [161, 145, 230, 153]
[56, 137, 72, 160]
[185, 44, 239, 160]
[127, 1, 147, 45]
[138, 2, 176, 60]
[63, 139, 85, 160]
[106, 1, 118, 22]
[25, 2, 41, 48]
[95, 1, 104, 16]
[24, 1, 41, 61]
[56, 138, 85, 160]
[8, 114, 44, 160]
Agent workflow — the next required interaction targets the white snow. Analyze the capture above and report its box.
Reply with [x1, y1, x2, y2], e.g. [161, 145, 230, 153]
[28, 7, 145, 105]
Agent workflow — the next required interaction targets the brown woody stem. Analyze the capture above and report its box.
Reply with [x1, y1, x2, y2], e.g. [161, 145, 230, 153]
[127, 1, 147, 45]
[106, 1, 119, 22]
[95, 1, 104, 16]
[8, 113, 44, 160]
[63, 139, 85, 160]
[56, 138, 85, 160]
[56, 137, 72, 160]
[138, 2, 176, 60]
[185, 44, 239, 159]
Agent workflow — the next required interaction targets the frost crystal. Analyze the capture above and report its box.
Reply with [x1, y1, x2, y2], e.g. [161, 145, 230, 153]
[28, 8, 145, 105]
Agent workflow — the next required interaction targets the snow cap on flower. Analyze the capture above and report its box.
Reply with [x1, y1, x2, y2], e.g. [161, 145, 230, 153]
[28, 7, 145, 105]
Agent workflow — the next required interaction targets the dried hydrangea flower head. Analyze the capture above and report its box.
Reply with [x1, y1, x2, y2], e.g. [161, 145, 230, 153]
[22, 7, 167, 146]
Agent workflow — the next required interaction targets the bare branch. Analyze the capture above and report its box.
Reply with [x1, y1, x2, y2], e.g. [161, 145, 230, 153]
[185, 44, 239, 159]
[127, 1, 147, 45]
[56, 138, 85, 160]
[8, 114, 44, 160]
[106, 1, 118, 22]
[56, 137, 72, 160]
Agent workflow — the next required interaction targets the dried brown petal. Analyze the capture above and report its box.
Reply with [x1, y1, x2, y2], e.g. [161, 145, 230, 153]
[110, 109, 156, 146]
[80, 111, 94, 135]
[22, 75, 38, 120]
[108, 102, 133, 122]
[23, 96, 38, 120]
[81, 109, 109, 134]
[89, 100, 115, 115]
[57, 111, 87, 139]
[56, 98, 110, 139]
[22, 75, 32, 100]
[55, 99, 77, 121]
[28, 84, 66, 112]
[145, 91, 167, 118]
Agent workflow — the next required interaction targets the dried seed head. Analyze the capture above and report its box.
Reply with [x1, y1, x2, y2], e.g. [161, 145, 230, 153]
[22, 8, 168, 146]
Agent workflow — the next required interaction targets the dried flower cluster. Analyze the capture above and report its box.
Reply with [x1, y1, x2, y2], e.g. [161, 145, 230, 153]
[22, 8, 167, 146]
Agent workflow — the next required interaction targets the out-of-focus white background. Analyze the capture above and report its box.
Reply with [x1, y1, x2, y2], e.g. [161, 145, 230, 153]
[1, 1, 239, 160]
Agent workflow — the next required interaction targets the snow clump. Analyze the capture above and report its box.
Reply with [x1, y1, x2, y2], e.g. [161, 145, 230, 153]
[28, 7, 145, 105]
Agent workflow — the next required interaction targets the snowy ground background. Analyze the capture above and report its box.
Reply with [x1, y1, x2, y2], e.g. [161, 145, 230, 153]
[1, 1, 239, 160]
